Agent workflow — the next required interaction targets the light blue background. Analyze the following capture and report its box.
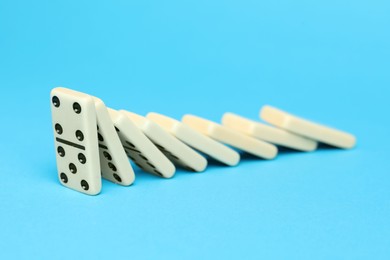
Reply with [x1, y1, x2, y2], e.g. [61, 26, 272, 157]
[0, 0, 389, 259]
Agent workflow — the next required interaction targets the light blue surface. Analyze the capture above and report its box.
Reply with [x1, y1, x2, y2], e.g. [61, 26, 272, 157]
[0, 0, 389, 259]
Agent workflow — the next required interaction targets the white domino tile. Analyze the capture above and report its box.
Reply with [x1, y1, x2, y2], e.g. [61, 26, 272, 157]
[146, 112, 240, 166]
[108, 109, 176, 178]
[121, 110, 207, 172]
[94, 98, 135, 186]
[182, 114, 277, 159]
[260, 105, 356, 149]
[51, 87, 102, 195]
[222, 113, 317, 151]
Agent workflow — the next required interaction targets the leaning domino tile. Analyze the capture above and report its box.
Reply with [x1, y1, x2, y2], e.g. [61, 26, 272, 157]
[182, 115, 277, 159]
[120, 110, 207, 172]
[260, 105, 356, 149]
[146, 113, 240, 166]
[50, 87, 101, 195]
[108, 109, 175, 178]
[222, 113, 317, 152]
[94, 98, 135, 186]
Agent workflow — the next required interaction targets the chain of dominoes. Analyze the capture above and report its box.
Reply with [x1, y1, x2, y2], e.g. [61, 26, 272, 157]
[50, 87, 356, 195]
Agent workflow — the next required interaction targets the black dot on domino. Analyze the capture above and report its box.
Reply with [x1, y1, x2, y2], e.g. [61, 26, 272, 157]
[170, 154, 179, 160]
[78, 153, 86, 164]
[154, 170, 163, 177]
[81, 180, 89, 190]
[57, 146, 65, 157]
[69, 163, 77, 174]
[73, 102, 82, 114]
[139, 154, 148, 161]
[60, 173, 68, 183]
[147, 162, 156, 169]
[103, 151, 112, 161]
[126, 141, 135, 148]
[113, 173, 122, 182]
[108, 162, 117, 172]
[156, 144, 165, 151]
[135, 162, 143, 169]
[115, 127, 120, 132]
[55, 124, 63, 134]
[52, 96, 60, 107]
[98, 133, 104, 142]
[54, 125, 63, 135]
[75, 130, 84, 141]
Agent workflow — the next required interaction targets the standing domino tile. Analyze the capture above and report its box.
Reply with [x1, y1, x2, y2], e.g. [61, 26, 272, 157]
[260, 105, 356, 149]
[50, 87, 102, 195]
[108, 109, 175, 178]
[120, 110, 208, 172]
[182, 115, 278, 159]
[222, 113, 318, 152]
[146, 113, 240, 166]
[94, 98, 135, 186]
